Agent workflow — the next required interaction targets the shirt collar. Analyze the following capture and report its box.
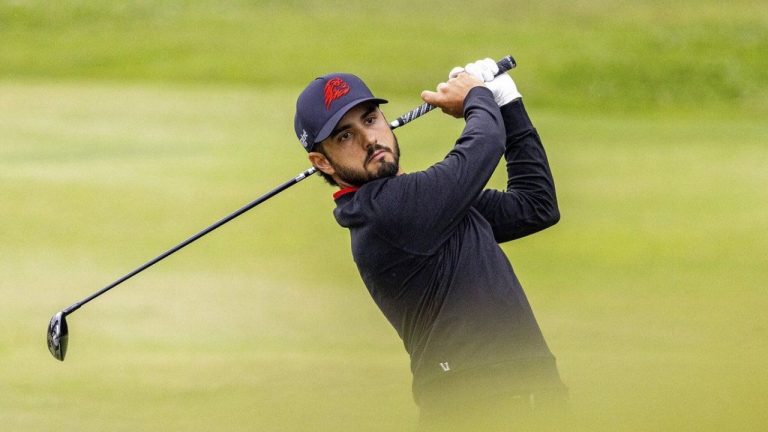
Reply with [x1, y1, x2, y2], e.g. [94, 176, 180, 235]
[333, 186, 359, 200]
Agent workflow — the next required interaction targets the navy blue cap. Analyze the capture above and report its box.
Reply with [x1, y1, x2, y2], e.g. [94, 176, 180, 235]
[294, 73, 387, 152]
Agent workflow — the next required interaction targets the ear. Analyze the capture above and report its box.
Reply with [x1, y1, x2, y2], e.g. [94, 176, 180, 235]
[308, 152, 335, 176]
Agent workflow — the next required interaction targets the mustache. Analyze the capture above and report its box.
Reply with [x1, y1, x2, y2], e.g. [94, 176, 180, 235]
[365, 143, 391, 164]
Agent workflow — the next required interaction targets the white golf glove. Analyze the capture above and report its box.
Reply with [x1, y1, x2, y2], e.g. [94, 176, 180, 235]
[449, 58, 521, 106]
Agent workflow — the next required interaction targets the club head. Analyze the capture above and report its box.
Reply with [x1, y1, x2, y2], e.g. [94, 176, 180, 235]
[47, 311, 69, 361]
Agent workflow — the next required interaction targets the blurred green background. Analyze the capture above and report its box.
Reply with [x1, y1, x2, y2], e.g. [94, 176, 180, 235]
[1, 1, 766, 430]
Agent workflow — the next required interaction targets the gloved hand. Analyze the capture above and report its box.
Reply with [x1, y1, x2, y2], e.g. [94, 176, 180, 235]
[449, 58, 521, 106]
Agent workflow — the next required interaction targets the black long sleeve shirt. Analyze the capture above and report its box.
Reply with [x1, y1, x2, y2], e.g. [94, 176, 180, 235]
[333, 87, 564, 406]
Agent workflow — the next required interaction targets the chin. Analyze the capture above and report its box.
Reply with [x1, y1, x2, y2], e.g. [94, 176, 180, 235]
[373, 161, 399, 179]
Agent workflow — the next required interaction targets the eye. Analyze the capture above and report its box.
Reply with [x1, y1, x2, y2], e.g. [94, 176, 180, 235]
[338, 131, 352, 142]
[365, 114, 377, 125]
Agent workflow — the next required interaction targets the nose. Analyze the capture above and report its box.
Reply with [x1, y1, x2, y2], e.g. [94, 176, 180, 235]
[362, 129, 377, 150]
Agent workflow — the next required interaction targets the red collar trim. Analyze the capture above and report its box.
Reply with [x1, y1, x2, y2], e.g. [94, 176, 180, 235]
[333, 186, 359, 200]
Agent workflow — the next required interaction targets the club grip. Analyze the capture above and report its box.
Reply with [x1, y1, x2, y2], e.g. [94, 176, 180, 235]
[390, 55, 516, 129]
[495, 55, 517, 75]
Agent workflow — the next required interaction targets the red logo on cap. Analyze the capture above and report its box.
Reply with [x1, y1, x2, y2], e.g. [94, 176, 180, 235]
[324, 77, 350, 110]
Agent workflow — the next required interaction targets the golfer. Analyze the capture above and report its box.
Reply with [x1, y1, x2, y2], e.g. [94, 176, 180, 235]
[294, 58, 566, 429]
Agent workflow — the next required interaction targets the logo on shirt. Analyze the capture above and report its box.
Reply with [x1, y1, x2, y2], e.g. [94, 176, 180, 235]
[439, 362, 451, 372]
[324, 77, 350, 110]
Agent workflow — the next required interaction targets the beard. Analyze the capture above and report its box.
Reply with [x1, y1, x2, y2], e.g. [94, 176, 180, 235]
[329, 136, 401, 187]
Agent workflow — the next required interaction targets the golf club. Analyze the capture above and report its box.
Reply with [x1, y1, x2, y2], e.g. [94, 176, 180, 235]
[46, 166, 316, 361]
[47, 54, 517, 361]
[389, 55, 516, 128]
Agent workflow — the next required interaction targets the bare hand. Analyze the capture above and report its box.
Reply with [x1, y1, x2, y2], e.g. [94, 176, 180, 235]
[420, 73, 484, 118]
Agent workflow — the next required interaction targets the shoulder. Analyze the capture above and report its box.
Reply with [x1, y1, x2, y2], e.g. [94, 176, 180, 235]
[334, 174, 429, 224]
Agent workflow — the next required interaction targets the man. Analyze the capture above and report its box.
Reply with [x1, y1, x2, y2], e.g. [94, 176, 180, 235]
[294, 58, 566, 429]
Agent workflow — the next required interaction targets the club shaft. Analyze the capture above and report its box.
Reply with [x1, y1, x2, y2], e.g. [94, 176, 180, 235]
[63, 167, 317, 315]
[61, 54, 517, 316]
[389, 55, 516, 129]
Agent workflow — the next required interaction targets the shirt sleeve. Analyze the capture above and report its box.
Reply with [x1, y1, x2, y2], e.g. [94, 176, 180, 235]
[472, 99, 560, 243]
[362, 86, 507, 255]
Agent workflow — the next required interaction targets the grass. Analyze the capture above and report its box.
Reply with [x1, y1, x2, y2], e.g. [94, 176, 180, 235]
[2, 80, 766, 431]
[1, 1, 767, 430]
[1, 1, 766, 112]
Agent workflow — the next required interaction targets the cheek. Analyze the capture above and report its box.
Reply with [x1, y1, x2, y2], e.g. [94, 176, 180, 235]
[330, 147, 366, 167]
[381, 128, 397, 146]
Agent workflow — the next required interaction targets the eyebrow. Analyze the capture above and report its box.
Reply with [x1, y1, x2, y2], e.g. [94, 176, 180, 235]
[330, 105, 379, 139]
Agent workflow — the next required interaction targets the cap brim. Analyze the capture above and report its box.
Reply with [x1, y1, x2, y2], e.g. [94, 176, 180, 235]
[314, 97, 388, 146]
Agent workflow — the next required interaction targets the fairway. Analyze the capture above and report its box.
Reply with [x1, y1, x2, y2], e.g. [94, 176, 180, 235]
[2, 1, 767, 431]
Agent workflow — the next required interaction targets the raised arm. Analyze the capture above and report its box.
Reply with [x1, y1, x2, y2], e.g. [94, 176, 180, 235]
[352, 74, 507, 254]
[437, 58, 560, 242]
[473, 99, 559, 242]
